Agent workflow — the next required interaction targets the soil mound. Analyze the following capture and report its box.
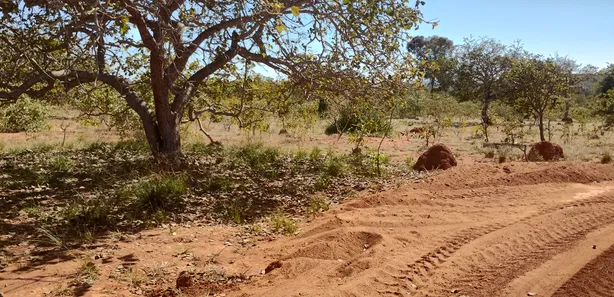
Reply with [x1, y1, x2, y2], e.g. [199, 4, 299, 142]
[527, 141, 564, 161]
[413, 143, 457, 171]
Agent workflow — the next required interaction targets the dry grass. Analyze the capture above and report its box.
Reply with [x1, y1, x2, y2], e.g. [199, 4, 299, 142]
[1, 107, 612, 164]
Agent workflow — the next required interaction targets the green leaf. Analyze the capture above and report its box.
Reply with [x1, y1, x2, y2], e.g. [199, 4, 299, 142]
[119, 16, 129, 35]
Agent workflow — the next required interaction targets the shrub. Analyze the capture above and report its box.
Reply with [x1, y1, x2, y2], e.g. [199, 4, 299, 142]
[405, 156, 415, 168]
[272, 211, 297, 235]
[233, 143, 280, 170]
[309, 196, 329, 216]
[309, 147, 323, 162]
[63, 199, 112, 231]
[50, 156, 73, 174]
[114, 139, 149, 152]
[314, 175, 332, 191]
[0, 97, 49, 133]
[324, 155, 346, 177]
[85, 141, 108, 152]
[125, 175, 187, 213]
[325, 108, 391, 136]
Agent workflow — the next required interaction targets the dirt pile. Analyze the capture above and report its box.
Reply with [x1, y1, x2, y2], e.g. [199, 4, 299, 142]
[527, 141, 564, 161]
[413, 143, 457, 171]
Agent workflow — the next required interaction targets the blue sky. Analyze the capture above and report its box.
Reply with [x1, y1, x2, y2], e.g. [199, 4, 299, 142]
[416, 0, 614, 69]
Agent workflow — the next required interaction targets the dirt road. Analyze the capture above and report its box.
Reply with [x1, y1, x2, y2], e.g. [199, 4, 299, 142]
[3, 162, 614, 297]
[228, 162, 614, 297]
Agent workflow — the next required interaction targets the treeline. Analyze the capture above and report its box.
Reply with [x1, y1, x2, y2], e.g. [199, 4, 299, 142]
[404, 35, 614, 142]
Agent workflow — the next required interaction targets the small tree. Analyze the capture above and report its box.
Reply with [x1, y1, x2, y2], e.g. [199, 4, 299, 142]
[505, 56, 569, 141]
[452, 37, 519, 142]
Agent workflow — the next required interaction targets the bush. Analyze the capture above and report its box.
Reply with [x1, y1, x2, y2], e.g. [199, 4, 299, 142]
[272, 211, 297, 235]
[325, 108, 391, 136]
[0, 97, 49, 133]
[114, 139, 150, 152]
[324, 155, 346, 177]
[233, 143, 280, 170]
[125, 175, 188, 213]
[50, 156, 73, 174]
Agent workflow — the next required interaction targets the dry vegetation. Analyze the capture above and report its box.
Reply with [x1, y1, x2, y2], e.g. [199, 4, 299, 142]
[1, 106, 613, 296]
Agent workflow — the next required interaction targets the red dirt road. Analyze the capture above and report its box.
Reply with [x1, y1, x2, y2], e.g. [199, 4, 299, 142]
[228, 162, 614, 297]
[3, 162, 614, 297]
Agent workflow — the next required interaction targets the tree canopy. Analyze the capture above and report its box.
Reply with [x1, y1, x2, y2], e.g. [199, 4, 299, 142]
[504, 56, 569, 141]
[0, 0, 428, 164]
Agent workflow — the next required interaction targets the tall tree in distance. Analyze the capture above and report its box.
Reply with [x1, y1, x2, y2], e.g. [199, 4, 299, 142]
[599, 64, 614, 95]
[452, 37, 515, 142]
[505, 56, 569, 141]
[407, 35, 454, 92]
[0, 0, 428, 165]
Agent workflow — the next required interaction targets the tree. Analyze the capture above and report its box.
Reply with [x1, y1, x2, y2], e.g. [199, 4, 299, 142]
[599, 64, 614, 95]
[0, 0, 427, 165]
[452, 37, 517, 142]
[407, 35, 454, 92]
[505, 56, 569, 141]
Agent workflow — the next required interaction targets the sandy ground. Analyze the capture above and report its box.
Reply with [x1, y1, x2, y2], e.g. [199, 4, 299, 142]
[3, 161, 614, 297]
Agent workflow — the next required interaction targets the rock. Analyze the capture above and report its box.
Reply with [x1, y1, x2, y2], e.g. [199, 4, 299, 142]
[451, 288, 459, 293]
[528, 292, 536, 296]
[527, 141, 564, 162]
[593, 245, 597, 249]
[279, 128, 289, 135]
[503, 166, 512, 174]
[176, 271, 193, 289]
[413, 144, 457, 172]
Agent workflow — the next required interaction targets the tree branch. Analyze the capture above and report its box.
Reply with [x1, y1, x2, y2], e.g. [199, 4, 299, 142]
[120, 0, 158, 52]
[170, 31, 241, 112]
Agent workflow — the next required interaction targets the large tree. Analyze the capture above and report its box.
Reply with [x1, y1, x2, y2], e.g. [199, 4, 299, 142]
[505, 56, 569, 141]
[406, 35, 454, 92]
[0, 0, 426, 164]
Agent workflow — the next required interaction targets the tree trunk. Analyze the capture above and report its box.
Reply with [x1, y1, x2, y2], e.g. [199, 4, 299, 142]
[561, 101, 572, 123]
[481, 95, 493, 142]
[538, 113, 545, 142]
[141, 112, 183, 166]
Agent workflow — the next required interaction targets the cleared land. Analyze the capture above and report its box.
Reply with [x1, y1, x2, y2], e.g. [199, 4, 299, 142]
[1, 114, 614, 297]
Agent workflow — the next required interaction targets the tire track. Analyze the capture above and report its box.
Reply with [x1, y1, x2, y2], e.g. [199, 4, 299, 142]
[367, 191, 614, 297]
[551, 239, 614, 297]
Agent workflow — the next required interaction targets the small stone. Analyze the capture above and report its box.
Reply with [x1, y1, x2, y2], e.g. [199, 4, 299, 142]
[528, 293, 536, 296]
[592, 245, 597, 249]
[224, 241, 233, 246]
[451, 289, 459, 293]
